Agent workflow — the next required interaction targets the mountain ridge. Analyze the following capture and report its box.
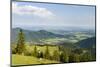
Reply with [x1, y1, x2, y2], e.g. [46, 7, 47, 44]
[11, 28, 65, 43]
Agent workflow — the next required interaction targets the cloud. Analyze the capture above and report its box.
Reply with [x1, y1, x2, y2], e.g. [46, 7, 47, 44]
[12, 2, 55, 18]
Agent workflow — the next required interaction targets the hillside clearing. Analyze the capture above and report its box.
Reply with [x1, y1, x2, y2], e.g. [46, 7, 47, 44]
[12, 54, 59, 66]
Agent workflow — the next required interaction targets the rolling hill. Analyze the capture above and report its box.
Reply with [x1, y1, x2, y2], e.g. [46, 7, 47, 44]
[76, 37, 96, 48]
[11, 28, 65, 43]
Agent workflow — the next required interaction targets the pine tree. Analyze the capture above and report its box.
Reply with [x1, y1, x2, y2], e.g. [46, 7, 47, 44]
[53, 50, 60, 61]
[33, 45, 38, 57]
[44, 46, 50, 59]
[68, 53, 75, 63]
[59, 51, 68, 63]
[16, 29, 25, 55]
[58, 46, 69, 63]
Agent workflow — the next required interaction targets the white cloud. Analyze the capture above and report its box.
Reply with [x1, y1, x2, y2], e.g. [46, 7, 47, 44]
[12, 2, 55, 18]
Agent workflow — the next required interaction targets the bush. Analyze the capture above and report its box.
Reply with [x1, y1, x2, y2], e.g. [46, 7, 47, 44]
[24, 50, 32, 56]
[12, 48, 16, 54]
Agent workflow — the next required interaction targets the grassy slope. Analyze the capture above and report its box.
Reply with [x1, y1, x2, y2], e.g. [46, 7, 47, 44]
[12, 54, 59, 66]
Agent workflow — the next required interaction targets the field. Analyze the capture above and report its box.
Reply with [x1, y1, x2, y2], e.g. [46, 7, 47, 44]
[12, 54, 59, 66]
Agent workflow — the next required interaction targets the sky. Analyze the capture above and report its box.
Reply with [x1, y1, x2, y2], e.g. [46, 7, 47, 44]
[12, 1, 95, 30]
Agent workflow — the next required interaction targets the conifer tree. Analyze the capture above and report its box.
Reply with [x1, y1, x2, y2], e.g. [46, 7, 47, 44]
[68, 53, 75, 63]
[59, 51, 68, 63]
[33, 45, 38, 57]
[16, 29, 25, 55]
[44, 45, 50, 59]
[53, 50, 60, 61]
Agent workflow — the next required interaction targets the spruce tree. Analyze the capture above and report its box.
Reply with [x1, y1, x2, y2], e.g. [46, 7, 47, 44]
[53, 50, 60, 61]
[68, 53, 75, 63]
[44, 46, 50, 59]
[16, 29, 25, 55]
[33, 45, 38, 57]
[59, 51, 68, 63]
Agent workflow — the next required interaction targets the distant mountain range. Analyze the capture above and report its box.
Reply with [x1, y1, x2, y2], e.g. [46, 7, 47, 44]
[11, 28, 65, 43]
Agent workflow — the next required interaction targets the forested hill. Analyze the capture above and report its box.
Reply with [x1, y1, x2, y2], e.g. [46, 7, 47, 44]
[76, 37, 96, 48]
[11, 28, 65, 42]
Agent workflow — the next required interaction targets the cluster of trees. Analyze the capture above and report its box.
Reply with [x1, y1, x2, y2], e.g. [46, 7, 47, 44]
[24, 45, 69, 63]
[12, 29, 96, 63]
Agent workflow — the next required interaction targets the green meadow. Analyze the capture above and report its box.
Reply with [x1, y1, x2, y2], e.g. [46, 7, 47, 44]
[12, 54, 59, 66]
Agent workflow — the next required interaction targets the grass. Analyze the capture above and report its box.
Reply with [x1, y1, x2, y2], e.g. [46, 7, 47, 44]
[12, 54, 59, 66]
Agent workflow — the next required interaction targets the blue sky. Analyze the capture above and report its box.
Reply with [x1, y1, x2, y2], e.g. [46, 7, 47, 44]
[12, 1, 95, 30]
